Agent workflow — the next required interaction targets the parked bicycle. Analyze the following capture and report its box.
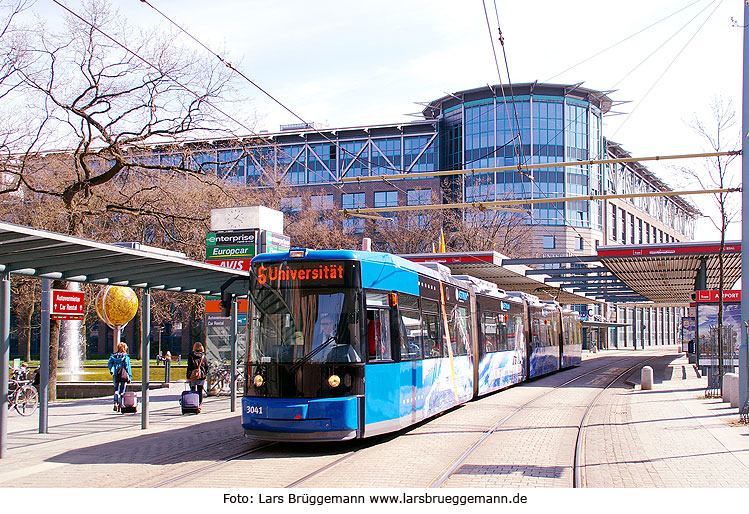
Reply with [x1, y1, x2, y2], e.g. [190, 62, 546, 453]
[8, 366, 39, 416]
[206, 361, 244, 396]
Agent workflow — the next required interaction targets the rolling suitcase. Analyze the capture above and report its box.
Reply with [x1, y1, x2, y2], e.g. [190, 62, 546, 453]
[120, 391, 138, 414]
[180, 388, 200, 414]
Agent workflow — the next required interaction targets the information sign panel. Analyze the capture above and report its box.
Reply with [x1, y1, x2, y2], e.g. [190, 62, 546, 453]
[51, 290, 85, 320]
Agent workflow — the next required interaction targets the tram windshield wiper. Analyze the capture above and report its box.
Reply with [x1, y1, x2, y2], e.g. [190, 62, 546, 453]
[290, 334, 340, 372]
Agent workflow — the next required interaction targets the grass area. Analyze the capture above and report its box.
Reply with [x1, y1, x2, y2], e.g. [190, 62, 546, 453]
[11, 360, 188, 382]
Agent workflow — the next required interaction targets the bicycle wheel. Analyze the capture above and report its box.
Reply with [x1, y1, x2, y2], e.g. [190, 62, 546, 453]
[15, 385, 39, 416]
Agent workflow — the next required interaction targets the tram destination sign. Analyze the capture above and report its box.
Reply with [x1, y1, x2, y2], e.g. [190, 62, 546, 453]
[51, 289, 85, 320]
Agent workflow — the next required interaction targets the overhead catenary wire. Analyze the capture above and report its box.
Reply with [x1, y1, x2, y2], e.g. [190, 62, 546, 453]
[340, 187, 740, 216]
[51, 0, 386, 216]
[339, 149, 740, 183]
[610, 0, 719, 90]
[611, 0, 724, 139]
[544, 0, 707, 83]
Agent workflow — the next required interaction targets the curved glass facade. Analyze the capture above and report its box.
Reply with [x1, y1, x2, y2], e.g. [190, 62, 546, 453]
[430, 86, 605, 230]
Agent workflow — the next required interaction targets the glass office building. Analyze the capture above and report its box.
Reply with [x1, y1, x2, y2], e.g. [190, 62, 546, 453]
[161, 83, 696, 254]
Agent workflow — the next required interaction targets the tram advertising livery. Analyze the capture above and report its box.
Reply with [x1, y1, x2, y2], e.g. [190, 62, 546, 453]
[239, 249, 581, 442]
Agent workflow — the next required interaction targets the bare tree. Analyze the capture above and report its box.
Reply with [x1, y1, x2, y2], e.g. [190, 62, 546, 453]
[0, 0, 246, 398]
[678, 97, 740, 394]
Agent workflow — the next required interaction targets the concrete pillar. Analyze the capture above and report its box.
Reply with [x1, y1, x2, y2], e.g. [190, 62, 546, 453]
[723, 373, 739, 408]
[641, 366, 654, 390]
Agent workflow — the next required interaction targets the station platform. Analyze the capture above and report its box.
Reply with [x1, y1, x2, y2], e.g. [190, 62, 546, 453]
[1, 348, 748, 489]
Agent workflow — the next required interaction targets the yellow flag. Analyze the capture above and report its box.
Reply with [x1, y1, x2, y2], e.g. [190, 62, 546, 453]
[439, 229, 446, 253]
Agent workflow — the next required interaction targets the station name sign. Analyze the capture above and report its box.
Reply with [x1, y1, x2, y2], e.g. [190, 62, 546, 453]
[597, 243, 741, 258]
[695, 290, 741, 303]
[51, 290, 85, 320]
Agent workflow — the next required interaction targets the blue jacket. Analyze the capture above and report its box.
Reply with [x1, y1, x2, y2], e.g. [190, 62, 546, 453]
[108, 352, 132, 380]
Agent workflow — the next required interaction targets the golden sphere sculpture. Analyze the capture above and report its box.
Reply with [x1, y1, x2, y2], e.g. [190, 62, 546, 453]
[96, 286, 138, 328]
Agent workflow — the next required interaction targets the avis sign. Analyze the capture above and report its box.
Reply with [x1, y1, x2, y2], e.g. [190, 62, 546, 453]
[51, 290, 85, 320]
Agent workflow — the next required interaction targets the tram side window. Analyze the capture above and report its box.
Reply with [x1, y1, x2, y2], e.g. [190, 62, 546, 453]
[548, 316, 559, 346]
[498, 315, 508, 352]
[481, 312, 499, 353]
[399, 294, 423, 361]
[449, 305, 469, 356]
[367, 309, 392, 362]
[511, 315, 525, 349]
[539, 320, 554, 346]
[421, 299, 441, 358]
[532, 318, 541, 348]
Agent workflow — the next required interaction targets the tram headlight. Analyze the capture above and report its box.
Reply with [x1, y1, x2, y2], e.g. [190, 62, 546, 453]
[328, 374, 341, 388]
[253, 375, 264, 387]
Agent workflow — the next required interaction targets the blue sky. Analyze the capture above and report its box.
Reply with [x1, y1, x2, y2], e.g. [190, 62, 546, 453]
[32, 0, 747, 240]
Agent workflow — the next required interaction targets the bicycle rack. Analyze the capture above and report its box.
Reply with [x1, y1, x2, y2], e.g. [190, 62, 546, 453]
[704, 369, 722, 399]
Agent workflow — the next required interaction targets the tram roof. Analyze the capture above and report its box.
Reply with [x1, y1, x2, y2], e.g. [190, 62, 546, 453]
[0, 221, 250, 296]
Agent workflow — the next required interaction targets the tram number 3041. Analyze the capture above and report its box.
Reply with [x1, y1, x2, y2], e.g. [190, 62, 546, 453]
[245, 405, 263, 415]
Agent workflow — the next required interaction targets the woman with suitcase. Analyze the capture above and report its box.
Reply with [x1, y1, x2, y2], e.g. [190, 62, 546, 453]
[186, 342, 209, 413]
[107, 342, 132, 412]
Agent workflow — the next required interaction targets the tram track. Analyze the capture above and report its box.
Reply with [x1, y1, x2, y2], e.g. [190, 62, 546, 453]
[149, 442, 278, 488]
[144, 352, 659, 488]
[429, 353, 657, 488]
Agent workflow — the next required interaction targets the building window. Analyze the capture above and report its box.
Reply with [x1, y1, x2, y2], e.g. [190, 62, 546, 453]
[407, 189, 431, 206]
[575, 237, 584, 251]
[638, 219, 643, 244]
[311, 194, 334, 210]
[630, 214, 635, 244]
[341, 193, 366, 233]
[343, 218, 365, 234]
[374, 190, 398, 207]
[543, 236, 555, 249]
[611, 205, 617, 240]
[280, 197, 302, 213]
[342, 192, 365, 210]
[645, 222, 650, 244]
[621, 210, 626, 242]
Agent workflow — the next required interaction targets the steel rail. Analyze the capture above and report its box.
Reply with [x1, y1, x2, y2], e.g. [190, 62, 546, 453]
[572, 356, 657, 488]
[428, 355, 641, 488]
[149, 441, 278, 488]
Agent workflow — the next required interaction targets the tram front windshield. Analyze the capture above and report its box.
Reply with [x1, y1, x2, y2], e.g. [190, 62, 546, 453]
[249, 260, 363, 364]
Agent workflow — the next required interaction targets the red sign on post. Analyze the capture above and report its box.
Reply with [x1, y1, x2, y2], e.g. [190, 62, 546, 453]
[51, 290, 85, 320]
[695, 290, 741, 303]
[206, 258, 252, 271]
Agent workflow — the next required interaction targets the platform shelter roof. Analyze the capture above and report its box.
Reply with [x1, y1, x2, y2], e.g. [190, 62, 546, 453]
[0, 221, 249, 296]
[400, 252, 601, 305]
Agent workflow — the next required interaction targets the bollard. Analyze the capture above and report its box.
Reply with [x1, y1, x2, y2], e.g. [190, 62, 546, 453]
[723, 373, 739, 408]
[165, 360, 171, 383]
[641, 366, 654, 390]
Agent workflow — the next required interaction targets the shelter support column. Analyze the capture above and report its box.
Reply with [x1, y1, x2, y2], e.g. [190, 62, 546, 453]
[39, 279, 50, 434]
[0, 272, 10, 458]
[741, 0, 749, 414]
[141, 289, 151, 429]
[230, 297, 237, 413]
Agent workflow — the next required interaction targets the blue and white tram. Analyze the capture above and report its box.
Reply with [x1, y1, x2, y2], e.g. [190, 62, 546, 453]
[560, 308, 583, 369]
[239, 249, 579, 442]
